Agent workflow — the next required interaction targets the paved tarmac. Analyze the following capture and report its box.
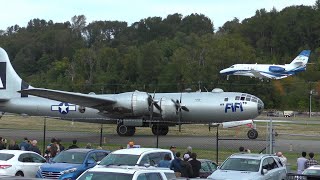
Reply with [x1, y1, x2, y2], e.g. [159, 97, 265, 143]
[1, 128, 320, 153]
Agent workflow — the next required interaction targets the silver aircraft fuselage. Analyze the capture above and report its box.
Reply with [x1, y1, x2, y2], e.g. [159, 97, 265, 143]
[0, 91, 263, 124]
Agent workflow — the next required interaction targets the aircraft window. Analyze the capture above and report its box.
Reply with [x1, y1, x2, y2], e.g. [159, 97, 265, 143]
[251, 99, 257, 102]
[235, 96, 240, 100]
[230, 66, 234, 68]
[240, 97, 245, 101]
[246, 95, 251, 98]
[245, 97, 251, 101]
[224, 98, 228, 102]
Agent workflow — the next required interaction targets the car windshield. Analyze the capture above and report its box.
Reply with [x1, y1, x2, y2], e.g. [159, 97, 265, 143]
[220, 158, 260, 172]
[78, 172, 133, 180]
[0, 153, 14, 161]
[99, 154, 140, 166]
[303, 169, 320, 175]
[52, 151, 87, 164]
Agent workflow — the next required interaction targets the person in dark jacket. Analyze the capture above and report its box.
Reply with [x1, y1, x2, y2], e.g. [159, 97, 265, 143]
[189, 152, 201, 178]
[19, 137, 30, 151]
[170, 152, 182, 177]
[180, 153, 193, 178]
[29, 140, 41, 155]
[68, 139, 79, 149]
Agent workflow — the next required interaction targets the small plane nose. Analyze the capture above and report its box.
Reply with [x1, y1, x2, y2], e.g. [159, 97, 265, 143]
[220, 69, 227, 74]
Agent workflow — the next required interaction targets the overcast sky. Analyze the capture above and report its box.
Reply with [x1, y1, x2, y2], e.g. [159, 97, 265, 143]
[0, 0, 316, 30]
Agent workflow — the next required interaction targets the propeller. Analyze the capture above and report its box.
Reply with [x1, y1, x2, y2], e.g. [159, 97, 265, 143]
[171, 93, 189, 132]
[147, 92, 161, 121]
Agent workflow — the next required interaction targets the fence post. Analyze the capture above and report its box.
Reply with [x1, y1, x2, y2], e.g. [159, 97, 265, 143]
[216, 124, 219, 165]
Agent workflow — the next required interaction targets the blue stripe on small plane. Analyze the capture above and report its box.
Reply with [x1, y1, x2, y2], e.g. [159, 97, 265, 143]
[299, 50, 311, 57]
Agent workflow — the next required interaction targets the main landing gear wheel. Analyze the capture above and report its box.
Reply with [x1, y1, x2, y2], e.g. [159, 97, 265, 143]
[116, 124, 136, 136]
[151, 125, 169, 136]
[247, 129, 258, 139]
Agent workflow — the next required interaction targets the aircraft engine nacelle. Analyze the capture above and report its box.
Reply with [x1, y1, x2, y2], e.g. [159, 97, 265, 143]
[159, 97, 179, 121]
[113, 91, 150, 116]
[269, 66, 285, 72]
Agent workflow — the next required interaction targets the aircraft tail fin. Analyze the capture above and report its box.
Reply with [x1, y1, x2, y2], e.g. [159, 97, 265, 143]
[0, 47, 30, 101]
[289, 50, 311, 67]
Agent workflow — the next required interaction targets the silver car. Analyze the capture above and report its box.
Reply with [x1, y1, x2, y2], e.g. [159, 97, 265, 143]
[207, 153, 287, 180]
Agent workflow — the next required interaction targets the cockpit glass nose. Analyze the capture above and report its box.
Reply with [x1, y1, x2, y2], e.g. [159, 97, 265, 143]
[257, 98, 264, 114]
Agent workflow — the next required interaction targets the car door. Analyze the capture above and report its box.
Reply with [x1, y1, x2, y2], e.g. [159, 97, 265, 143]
[261, 157, 280, 180]
[147, 153, 162, 166]
[136, 172, 163, 180]
[261, 158, 273, 180]
[19, 153, 45, 177]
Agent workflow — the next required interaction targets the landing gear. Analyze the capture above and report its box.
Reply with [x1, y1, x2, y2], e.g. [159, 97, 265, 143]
[116, 124, 136, 136]
[247, 129, 258, 139]
[151, 125, 169, 136]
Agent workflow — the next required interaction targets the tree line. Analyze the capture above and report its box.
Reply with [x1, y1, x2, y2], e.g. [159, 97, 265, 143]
[1, 1, 320, 111]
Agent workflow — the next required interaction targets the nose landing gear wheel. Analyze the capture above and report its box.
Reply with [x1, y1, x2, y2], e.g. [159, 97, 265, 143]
[151, 125, 169, 136]
[247, 129, 258, 139]
[117, 124, 136, 136]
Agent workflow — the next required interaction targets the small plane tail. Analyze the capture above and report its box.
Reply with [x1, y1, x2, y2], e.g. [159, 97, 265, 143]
[289, 50, 311, 67]
[0, 47, 30, 101]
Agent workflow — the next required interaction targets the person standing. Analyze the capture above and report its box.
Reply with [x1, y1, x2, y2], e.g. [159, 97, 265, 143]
[297, 152, 307, 174]
[170, 152, 182, 177]
[8, 140, 19, 150]
[180, 154, 193, 178]
[0, 137, 6, 150]
[305, 152, 318, 169]
[57, 139, 65, 151]
[276, 152, 287, 166]
[158, 154, 172, 168]
[68, 139, 79, 149]
[19, 137, 30, 151]
[189, 153, 201, 178]
[29, 140, 41, 155]
[170, 145, 177, 156]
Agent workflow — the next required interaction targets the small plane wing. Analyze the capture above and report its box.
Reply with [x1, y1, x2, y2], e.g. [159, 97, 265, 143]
[19, 88, 116, 110]
[250, 69, 287, 79]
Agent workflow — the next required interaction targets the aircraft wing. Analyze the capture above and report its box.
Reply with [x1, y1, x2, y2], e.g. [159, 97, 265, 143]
[19, 88, 116, 110]
[250, 69, 267, 78]
[250, 69, 287, 79]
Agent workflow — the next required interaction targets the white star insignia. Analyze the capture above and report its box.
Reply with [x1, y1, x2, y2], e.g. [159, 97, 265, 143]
[59, 103, 68, 113]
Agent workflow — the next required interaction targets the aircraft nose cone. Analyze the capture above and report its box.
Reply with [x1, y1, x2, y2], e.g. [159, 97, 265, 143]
[257, 98, 264, 114]
[220, 69, 226, 74]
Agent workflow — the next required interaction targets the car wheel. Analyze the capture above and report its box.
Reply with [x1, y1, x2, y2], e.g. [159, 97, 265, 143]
[15, 171, 24, 177]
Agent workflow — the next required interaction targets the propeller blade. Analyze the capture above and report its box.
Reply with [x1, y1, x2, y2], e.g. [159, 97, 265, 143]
[154, 102, 161, 111]
[181, 106, 189, 112]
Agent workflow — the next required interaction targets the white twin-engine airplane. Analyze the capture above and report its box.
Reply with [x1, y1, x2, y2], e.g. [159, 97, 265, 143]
[0, 47, 264, 138]
[220, 50, 311, 80]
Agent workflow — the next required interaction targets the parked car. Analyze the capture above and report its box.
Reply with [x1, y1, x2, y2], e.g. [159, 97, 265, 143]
[77, 165, 176, 180]
[0, 150, 46, 177]
[266, 111, 279, 117]
[199, 159, 217, 178]
[303, 165, 320, 176]
[36, 148, 110, 179]
[207, 153, 287, 180]
[98, 148, 174, 167]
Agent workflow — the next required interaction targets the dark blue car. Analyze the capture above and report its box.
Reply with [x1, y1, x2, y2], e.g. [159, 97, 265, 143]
[36, 148, 110, 180]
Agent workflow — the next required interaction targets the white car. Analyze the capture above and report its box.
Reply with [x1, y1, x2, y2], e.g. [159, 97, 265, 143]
[77, 165, 176, 180]
[303, 165, 320, 176]
[0, 150, 46, 177]
[207, 153, 287, 180]
[98, 148, 174, 167]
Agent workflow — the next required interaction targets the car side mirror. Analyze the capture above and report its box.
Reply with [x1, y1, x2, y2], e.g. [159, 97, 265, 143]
[261, 169, 268, 175]
[86, 159, 96, 165]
